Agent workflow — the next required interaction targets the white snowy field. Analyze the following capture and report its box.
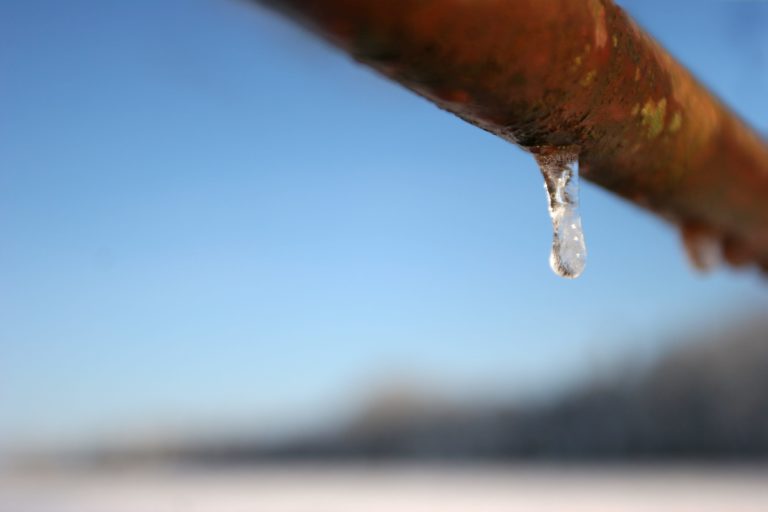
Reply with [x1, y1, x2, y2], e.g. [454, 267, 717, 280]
[1, 464, 767, 512]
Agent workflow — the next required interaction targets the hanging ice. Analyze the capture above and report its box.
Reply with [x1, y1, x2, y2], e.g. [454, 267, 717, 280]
[533, 147, 587, 279]
[680, 222, 720, 272]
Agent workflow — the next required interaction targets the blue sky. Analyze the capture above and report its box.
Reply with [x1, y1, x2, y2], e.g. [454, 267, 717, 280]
[1, 0, 767, 452]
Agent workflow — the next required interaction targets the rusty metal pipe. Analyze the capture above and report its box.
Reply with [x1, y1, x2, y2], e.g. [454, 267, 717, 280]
[253, 0, 768, 271]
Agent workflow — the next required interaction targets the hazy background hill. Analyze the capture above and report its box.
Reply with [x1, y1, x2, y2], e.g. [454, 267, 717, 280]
[58, 313, 766, 467]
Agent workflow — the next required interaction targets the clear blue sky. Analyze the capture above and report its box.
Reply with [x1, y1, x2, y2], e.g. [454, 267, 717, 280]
[1, 0, 767, 453]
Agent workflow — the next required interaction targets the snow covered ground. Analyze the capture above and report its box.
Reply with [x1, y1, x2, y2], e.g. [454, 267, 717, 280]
[1, 464, 767, 512]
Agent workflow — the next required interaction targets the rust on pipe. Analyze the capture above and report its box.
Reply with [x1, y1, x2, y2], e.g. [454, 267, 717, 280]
[254, 0, 768, 272]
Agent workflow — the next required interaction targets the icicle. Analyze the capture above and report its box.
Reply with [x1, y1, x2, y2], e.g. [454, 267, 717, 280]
[680, 222, 721, 272]
[533, 147, 587, 279]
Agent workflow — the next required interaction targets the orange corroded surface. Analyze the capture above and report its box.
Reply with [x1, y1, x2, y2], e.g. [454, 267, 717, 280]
[257, 0, 768, 272]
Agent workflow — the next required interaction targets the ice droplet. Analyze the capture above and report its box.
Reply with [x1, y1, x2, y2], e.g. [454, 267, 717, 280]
[533, 147, 587, 279]
[680, 222, 721, 272]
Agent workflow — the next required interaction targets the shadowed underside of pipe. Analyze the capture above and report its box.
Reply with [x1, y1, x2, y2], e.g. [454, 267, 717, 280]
[254, 0, 768, 273]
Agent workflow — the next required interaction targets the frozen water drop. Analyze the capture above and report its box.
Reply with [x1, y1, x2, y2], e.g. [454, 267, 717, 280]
[533, 147, 587, 279]
[680, 222, 721, 272]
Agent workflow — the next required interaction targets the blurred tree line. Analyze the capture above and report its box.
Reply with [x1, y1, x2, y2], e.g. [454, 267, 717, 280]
[169, 314, 768, 463]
